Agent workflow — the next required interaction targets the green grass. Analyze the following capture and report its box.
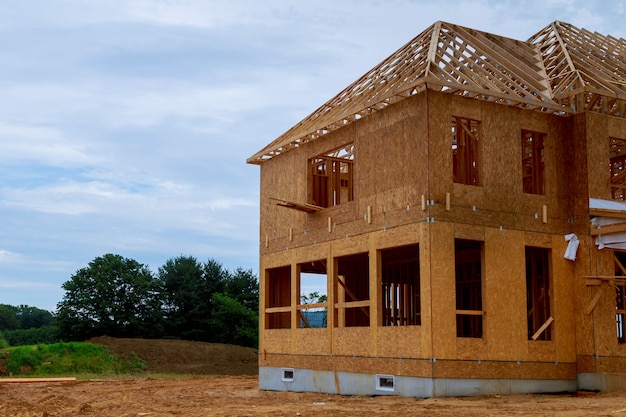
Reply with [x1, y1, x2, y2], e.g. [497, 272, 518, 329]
[3, 342, 146, 377]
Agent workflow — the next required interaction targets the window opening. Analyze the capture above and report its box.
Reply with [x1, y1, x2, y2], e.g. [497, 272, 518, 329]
[297, 260, 328, 328]
[609, 137, 626, 201]
[381, 245, 420, 326]
[615, 252, 626, 343]
[522, 130, 546, 195]
[526, 247, 552, 341]
[335, 252, 370, 327]
[452, 116, 480, 186]
[265, 266, 291, 329]
[455, 239, 483, 338]
[308, 144, 354, 208]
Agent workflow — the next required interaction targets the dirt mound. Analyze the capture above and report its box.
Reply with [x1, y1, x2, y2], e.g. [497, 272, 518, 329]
[88, 337, 258, 375]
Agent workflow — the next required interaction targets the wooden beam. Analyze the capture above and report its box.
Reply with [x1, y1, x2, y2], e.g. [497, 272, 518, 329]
[0, 378, 77, 383]
[455, 309, 485, 316]
[590, 208, 626, 220]
[337, 275, 370, 318]
[334, 300, 371, 309]
[531, 316, 554, 341]
[265, 306, 291, 314]
[297, 310, 310, 328]
[296, 302, 327, 310]
[585, 284, 606, 315]
[590, 222, 626, 236]
[271, 198, 322, 213]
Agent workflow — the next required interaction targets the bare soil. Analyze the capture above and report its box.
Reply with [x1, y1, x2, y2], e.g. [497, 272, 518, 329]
[1, 338, 626, 416]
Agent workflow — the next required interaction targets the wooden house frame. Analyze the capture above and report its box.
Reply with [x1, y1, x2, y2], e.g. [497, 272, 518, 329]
[247, 21, 626, 397]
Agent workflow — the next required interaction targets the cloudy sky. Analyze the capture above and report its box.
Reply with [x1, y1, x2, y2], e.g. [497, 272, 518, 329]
[0, 0, 624, 311]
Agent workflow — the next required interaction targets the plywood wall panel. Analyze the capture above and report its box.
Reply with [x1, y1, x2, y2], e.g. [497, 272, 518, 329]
[481, 102, 520, 214]
[294, 329, 330, 355]
[585, 112, 611, 200]
[484, 228, 527, 361]
[428, 221, 457, 359]
[333, 327, 372, 356]
[549, 235, 577, 363]
[375, 327, 423, 358]
[262, 330, 292, 354]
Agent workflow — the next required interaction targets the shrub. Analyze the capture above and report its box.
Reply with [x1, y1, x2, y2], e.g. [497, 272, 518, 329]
[6, 342, 146, 376]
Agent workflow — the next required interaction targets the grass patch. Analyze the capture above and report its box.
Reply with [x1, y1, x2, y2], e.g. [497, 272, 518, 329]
[4, 342, 146, 377]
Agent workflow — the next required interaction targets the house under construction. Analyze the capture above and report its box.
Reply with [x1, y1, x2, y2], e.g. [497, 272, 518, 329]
[247, 21, 626, 397]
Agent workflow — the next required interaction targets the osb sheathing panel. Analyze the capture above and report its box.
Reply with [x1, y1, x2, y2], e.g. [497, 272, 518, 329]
[333, 327, 371, 356]
[527, 341, 557, 362]
[428, 221, 458, 359]
[375, 326, 423, 359]
[483, 228, 527, 361]
[262, 330, 292, 354]
[426, 91, 453, 202]
[585, 112, 611, 200]
[358, 94, 428, 212]
[434, 360, 575, 380]
[567, 114, 591, 225]
[548, 234, 577, 363]
[259, 146, 304, 245]
[576, 355, 595, 373]
[294, 329, 330, 355]
[371, 222, 422, 250]
[595, 355, 626, 373]
[424, 92, 570, 234]
[571, 239, 598, 356]
[608, 115, 626, 139]
[455, 338, 487, 360]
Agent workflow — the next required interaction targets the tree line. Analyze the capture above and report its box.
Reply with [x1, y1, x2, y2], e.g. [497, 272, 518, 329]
[1, 254, 259, 349]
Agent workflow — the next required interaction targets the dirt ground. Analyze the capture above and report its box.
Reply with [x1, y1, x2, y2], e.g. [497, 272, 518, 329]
[2, 338, 626, 416]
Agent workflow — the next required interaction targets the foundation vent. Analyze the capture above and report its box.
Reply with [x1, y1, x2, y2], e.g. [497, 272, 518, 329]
[281, 368, 294, 382]
[376, 374, 395, 392]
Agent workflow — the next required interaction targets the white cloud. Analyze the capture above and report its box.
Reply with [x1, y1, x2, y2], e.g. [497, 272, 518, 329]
[0, 122, 94, 166]
[0, 249, 22, 263]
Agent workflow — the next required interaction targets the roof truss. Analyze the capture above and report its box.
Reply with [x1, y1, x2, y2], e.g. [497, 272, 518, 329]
[249, 21, 626, 164]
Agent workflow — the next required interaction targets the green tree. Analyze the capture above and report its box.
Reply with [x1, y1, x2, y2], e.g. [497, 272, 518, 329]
[0, 304, 20, 331]
[14, 305, 54, 329]
[159, 255, 207, 340]
[158, 256, 259, 345]
[224, 268, 259, 312]
[209, 293, 258, 348]
[56, 254, 163, 341]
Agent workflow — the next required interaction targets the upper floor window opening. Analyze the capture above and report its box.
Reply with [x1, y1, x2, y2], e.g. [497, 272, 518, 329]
[452, 116, 480, 186]
[521, 130, 546, 195]
[308, 144, 354, 208]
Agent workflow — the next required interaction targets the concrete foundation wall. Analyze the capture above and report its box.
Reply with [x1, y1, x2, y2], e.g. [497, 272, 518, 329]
[259, 366, 577, 398]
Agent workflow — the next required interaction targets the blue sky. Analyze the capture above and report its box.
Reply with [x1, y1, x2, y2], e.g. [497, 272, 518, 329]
[0, 0, 624, 312]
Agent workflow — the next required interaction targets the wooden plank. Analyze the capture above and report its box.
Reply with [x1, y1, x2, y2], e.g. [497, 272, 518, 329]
[270, 198, 322, 213]
[455, 309, 485, 316]
[296, 302, 327, 310]
[590, 208, 626, 219]
[590, 222, 626, 236]
[531, 316, 554, 341]
[585, 284, 605, 315]
[334, 300, 371, 309]
[0, 377, 77, 383]
[265, 306, 291, 314]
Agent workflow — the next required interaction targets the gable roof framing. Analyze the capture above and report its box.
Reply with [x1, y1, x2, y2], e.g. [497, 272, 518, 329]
[248, 21, 626, 165]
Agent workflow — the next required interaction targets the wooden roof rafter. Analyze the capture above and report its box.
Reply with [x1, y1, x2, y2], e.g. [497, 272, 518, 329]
[249, 20, 625, 165]
[529, 21, 626, 116]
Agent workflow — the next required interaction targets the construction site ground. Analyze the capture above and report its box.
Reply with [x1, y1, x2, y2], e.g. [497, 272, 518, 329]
[1, 337, 626, 416]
